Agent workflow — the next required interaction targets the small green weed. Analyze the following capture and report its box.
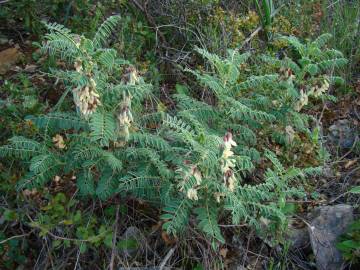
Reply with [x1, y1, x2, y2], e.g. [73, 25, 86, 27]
[337, 219, 360, 264]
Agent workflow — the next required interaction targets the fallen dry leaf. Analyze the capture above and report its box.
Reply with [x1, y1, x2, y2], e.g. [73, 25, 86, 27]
[0, 47, 23, 74]
[220, 247, 228, 258]
[344, 159, 358, 169]
[151, 221, 162, 232]
[161, 231, 177, 245]
[22, 188, 38, 197]
[24, 64, 37, 73]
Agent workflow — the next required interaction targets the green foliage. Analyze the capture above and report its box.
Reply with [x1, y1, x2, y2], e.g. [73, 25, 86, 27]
[89, 111, 117, 147]
[254, 0, 274, 28]
[0, 0, 357, 268]
[0, 16, 149, 199]
[0, 136, 44, 159]
[318, 0, 360, 84]
[29, 192, 114, 250]
[0, 15, 346, 250]
[277, 34, 348, 76]
[93, 15, 122, 48]
[350, 186, 360, 194]
[162, 198, 193, 236]
[0, 236, 28, 269]
[0, 0, 118, 36]
[157, 34, 343, 244]
[0, 76, 45, 142]
[337, 219, 360, 263]
[254, 0, 275, 39]
[26, 112, 88, 132]
[157, 40, 330, 244]
[256, 34, 347, 148]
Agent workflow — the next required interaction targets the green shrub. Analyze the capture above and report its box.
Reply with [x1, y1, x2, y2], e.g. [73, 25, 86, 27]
[0, 16, 347, 248]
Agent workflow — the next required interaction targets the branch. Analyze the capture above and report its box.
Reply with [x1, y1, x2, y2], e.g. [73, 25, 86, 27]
[109, 205, 120, 270]
[129, 0, 168, 48]
[159, 246, 176, 270]
[0, 231, 33, 244]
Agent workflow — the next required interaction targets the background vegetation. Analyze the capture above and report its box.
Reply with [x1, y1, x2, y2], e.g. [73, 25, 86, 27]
[0, 0, 359, 269]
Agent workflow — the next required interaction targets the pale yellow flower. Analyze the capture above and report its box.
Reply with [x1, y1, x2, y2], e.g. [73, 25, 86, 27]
[222, 148, 234, 159]
[74, 59, 82, 72]
[191, 166, 202, 185]
[313, 79, 330, 97]
[187, 188, 198, 201]
[221, 132, 238, 192]
[214, 192, 225, 203]
[227, 174, 236, 192]
[73, 83, 101, 117]
[294, 90, 308, 111]
[52, 134, 66, 149]
[285, 125, 295, 144]
[224, 132, 237, 147]
[221, 159, 236, 173]
[117, 95, 133, 141]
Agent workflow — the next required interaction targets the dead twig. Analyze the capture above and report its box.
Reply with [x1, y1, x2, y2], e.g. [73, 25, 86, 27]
[109, 205, 120, 270]
[159, 246, 176, 270]
[129, 0, 168, 48]
[331, 136, 359, 164]
[0, 231, 33, 244]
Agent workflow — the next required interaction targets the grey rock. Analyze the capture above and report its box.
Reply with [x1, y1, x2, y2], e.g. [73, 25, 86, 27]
[119, 226, 146, 258]
[287, 226, 310, 249]
[328, 119, 356, 149]
[308, 204, 353, 270]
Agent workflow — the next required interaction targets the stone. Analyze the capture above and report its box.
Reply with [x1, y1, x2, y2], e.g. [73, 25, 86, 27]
[328, 119, 356, 149]
[287, 226, 310, 250]
[0, 47, 23, 74]
[308, 204, 353, 270]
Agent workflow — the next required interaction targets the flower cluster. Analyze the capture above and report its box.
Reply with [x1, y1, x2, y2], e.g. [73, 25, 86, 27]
[178, 163, 202, 201]
[280, 67, 296, 82]
[285, 125, 296, 144]
[121, 66, 140, 85]
[294, 89, 309, 112]
[187, 188, 198, 201]
[52, 134, 66, 149]
[309, 78, 330, 97]
[72, 60, 101, 117]
[117, 93, 133, 142]
[294, 78, 330, 111]
[116, 66, 140, 142]
[221, 132, 237, 192]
